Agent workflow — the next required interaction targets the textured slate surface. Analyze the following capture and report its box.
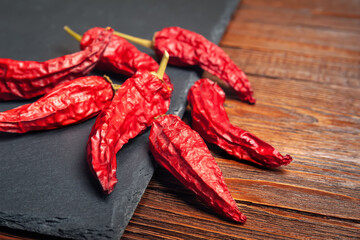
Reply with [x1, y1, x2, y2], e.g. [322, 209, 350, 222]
[0, 0, 239, 239]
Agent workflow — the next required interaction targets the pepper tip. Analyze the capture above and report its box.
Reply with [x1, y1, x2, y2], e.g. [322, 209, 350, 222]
[282, 154, 293, 166]
[248, 96, 256, 104]
[240, 94, 256, 104]
[240, 214, 247, 223]
[232, 212, 247, 223]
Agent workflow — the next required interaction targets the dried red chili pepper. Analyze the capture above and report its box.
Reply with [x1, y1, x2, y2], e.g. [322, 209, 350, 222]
[63, 26, 172, 89]
[114, 26, 255, 103]
[0, 76, 118, 133]
[187, 78, 292, 168]
[87, 52, 172, 194]
[149, 114, 246, 223]
[0, 28, 113, 101]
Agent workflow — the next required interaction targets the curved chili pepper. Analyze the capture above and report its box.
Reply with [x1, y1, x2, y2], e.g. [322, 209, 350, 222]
[87, 53, 172, 194]
[63, 26, 173, 89]
[0, 76, 117, 133]
[149, 114, 246, 223]
[187, 78, 292, 168]
[114, 26, 254, 103]
[0, 28, 113, 101]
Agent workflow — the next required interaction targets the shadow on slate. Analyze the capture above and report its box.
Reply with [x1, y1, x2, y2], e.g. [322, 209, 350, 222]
[0, 0, 239, 239]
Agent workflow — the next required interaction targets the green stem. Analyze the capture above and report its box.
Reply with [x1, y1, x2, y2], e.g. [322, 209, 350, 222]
[157, 51, 169, 80]
[103, 75, 120, 93]
[113, 31, 153, 49]
[63, 26, 82, 42]
[113, 84, 121, 91]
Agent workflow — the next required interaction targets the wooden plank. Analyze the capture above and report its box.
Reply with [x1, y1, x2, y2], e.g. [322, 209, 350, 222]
[123, 169, 360, 239]
[242, 0, 360, 18]
[234, 0, 360, 32]
[220, 47, 360, 88]
[221, 0, 360, 59]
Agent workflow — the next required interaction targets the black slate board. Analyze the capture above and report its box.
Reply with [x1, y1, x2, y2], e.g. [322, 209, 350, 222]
[0, 0, 239, 239]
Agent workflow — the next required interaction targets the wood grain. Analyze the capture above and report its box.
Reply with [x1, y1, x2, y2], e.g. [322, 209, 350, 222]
[2, 0, 360, 239]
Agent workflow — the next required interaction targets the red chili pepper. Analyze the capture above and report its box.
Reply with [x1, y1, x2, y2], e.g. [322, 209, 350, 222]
[0, 28, 113, 101]
[87, 52, 172, 194]
[0, 76, 117, 133]
[114, 26, 255, 103]
[187, 78, 292, 168]
[63, 26, 173, 89]
[149, 114, 246, 223]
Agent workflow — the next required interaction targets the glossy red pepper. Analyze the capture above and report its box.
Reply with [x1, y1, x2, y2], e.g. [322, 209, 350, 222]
[0, 28, 113, 101]
[87, 65, 172, 193]
[114, 26, 254, 103]
[149, 114, 246, 223]
[187, 78, 292, 168]
[64, 26, 172, 89]
[0, 76, 117, 133]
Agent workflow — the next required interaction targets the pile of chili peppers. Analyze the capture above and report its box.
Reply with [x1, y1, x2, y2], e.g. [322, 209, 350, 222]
[0, 25, 293, 224]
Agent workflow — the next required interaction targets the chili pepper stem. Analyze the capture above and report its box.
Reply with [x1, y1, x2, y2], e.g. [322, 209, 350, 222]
[157, 51, 169, 80]
[150, 51, 169, 81]
[64, 26, 82, 42]
[103, 75, 120, 93]
[154, 114, 166, 120]
[113, 84, 121, 91]
[113, 31, 153, 49]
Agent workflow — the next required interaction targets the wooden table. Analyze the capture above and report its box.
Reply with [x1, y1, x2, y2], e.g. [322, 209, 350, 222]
[2, 0, 360, 239]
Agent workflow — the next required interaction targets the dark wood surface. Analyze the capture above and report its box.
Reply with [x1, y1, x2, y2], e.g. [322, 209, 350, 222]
[2, 0, 360, 239]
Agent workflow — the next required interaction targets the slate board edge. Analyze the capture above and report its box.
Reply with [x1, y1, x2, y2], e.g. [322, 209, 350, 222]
[116, 1, 240, 239]
[0, 0, 240, 239]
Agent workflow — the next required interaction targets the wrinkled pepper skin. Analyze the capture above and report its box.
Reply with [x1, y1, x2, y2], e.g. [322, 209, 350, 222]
[154, 27, 255, 103]
[188, 78, 292, 168]
[0, 76, 114, 133]
[0, 28, 112, 101]
[149, 114, 246, 223]
[80, 27, 172, 89]
[87, 70, 172, 194]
